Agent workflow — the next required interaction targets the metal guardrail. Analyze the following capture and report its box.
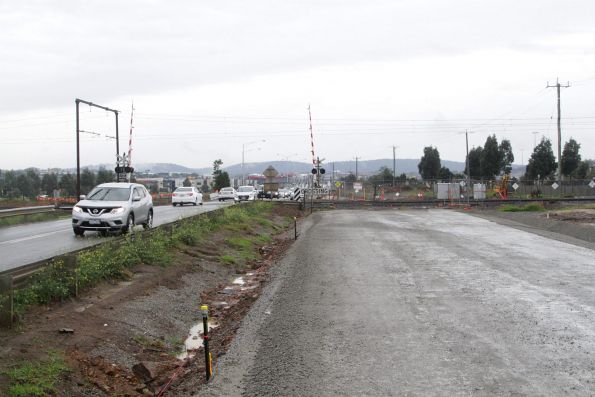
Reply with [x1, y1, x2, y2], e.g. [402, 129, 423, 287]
[0, 205, 56, 219]
[0, 206, 228, 327]
[303, 197, 595, 210]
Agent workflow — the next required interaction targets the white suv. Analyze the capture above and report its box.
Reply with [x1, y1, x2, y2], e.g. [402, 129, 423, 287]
[237, 185, 257, 201]
[72, 183, 153, 236]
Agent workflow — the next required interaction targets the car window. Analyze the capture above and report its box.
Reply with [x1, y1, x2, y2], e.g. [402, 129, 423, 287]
[133, 187, 143, 199]
[88, 187, 131, 201]
[238, 186, 254, 192]
[176, 188, 192, 192]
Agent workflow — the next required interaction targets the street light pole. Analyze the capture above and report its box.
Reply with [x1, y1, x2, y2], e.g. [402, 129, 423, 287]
[241, 139, 265, 186]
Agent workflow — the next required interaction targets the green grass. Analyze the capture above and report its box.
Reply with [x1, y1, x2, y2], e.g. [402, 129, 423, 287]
[226, 236, 254, 250]
[500, 203, 546, 212]
[133, 334, 166, 350]
[253, 235, 272, 244]
[7, 201, 279, 318]
[219, 255, 236, 264]
[5, 350, 69, 397]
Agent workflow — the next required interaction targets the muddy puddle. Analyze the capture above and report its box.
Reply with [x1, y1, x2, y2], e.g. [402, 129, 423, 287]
[177, 320, 219, 360]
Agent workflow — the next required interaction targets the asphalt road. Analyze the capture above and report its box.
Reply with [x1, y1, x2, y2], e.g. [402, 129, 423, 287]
[201, 209, 595, 396]
[0, 201, 231, 273]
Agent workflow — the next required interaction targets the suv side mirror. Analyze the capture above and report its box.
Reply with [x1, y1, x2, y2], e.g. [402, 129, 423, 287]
[79, 195, 86, 200]
[133, 195, 141, 202]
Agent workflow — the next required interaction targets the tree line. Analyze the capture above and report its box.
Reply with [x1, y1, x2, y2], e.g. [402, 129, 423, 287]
[415, 135, 592, 181]
[0, 168, 115, 199]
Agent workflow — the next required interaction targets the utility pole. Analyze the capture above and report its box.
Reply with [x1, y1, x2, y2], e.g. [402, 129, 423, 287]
[392, 146, 396, 186]
[75, 98, 120, 200]
[331, 162, 335, 186]
[546, 78, 570, 188]
[465, 130, 470, 204]
[355, 156, 360, 180]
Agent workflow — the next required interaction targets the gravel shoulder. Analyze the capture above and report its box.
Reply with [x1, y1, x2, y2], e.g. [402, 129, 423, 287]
[467, 208, 595, 250]
[200, 209, 595, 396]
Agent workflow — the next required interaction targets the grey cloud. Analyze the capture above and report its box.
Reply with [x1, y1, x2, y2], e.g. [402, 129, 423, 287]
[1, 0, 594, 113]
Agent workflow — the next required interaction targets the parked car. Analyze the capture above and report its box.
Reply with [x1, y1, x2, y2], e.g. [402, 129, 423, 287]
[72, 182, 153, 236]
[218, 187, 238, 202]
[237, 185, 257, 201]
[172, 187, 203, 206]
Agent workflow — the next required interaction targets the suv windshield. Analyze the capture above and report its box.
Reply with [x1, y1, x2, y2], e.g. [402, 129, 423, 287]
[87, 187, 131, 201]
[238, 187, 254, 192]
[175, 188, 192, 192]
[221, 188, 233, 192]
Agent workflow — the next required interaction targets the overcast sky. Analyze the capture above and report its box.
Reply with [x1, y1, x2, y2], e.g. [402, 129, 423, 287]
[2, 0, 595, 171]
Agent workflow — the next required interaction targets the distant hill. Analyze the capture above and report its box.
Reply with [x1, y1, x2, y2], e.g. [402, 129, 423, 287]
[11, 158, 541, 177]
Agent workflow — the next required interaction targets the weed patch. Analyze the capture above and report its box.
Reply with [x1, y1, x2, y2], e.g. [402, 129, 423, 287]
[9, 202, 279, 318]
[219, 255, 236, 264]
[4, 349, 68, 397]
[500, 203, 545, 212]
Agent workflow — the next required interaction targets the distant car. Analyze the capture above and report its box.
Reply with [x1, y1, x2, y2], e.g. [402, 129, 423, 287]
[237, 185, 257, 201]
[172, 187, 203, 206]
[218, 187, 238, 202]
[72, 182, 153, 236]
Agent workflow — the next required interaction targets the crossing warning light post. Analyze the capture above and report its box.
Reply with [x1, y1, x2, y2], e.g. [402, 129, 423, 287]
[201, 305, 212, 381]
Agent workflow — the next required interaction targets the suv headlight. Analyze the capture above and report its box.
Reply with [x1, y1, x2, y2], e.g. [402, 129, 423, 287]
[110, 207, 125, 215]
[73, 206, 83, 214]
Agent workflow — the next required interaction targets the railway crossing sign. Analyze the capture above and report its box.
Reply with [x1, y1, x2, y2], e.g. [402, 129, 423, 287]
[589, 180, 595, 189]
[512, 183, 519, 191]
[304, 187, 330, 195]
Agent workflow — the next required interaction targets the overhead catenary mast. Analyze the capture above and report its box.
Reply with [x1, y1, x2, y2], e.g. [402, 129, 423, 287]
[307, 104, 325, 187]
[308, 104, 316, 168]
[126, 101, 135, 181]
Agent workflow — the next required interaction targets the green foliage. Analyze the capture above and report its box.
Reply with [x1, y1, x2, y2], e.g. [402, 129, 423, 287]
[40, 173, 58, 196]
[214, 172, 231, 191]
[561, 138, 581, 177]
[480, 135, 503, 180]
[80, 168, 96, 195]
[573, 160, 591, 179]
[5, 349, 68, 397]
[96, 167, 115, 184]
[219, 255, 236, 264]
[343, 172, 357, 182]
[418, 146, 441, 180]
[500, 203, 545, 212]
[58, 173, 76, 197]
[500, 139, 514, 175]
[437, 167, 452, 181]
[526, 137, 557, 180]
[226, 236, 253, 250]
[10, 202, 274, 316]
[368, 166, 394, 184]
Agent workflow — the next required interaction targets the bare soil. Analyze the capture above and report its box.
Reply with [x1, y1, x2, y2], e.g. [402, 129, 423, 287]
[467, 206, 595, 247]
[0, 204, 301, 396]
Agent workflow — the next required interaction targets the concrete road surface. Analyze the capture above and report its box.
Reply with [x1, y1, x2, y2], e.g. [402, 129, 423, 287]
[201, 209, 595, 396]
[0, 201, 231, 272]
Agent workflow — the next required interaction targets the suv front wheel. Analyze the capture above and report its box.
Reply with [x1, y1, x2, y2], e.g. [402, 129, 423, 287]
[143, 210, 153, 230]
[122, 214, 134, 234]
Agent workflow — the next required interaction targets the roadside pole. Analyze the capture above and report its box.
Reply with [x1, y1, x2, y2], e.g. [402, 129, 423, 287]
[201, 305, 212, 381]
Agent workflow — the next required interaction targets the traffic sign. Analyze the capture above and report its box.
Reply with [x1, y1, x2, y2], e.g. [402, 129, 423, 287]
[551, 182, 559, 190]
[512, 183, 519, 191]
